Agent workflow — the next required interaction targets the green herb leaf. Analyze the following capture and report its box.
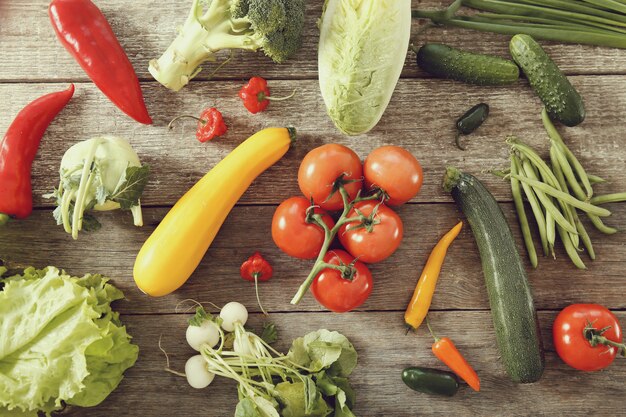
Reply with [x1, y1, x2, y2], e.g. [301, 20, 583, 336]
[303, 330, 358, 377]
[287, 337, 311, 368]
[307, 341, 342, 372]
[110, 165, 150, 210]
[261, 322, 278, 344]
[235, 398, 262, 417]
[275, 381, 332, 417]
[189, 306, 213, 327]
[252, 396, 280, 417]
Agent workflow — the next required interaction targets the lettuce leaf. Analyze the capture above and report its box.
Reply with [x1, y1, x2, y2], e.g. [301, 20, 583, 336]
[0, 267, 138, 415]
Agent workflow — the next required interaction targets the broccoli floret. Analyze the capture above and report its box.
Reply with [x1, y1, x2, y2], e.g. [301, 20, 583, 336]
[149, 0, 305, 91]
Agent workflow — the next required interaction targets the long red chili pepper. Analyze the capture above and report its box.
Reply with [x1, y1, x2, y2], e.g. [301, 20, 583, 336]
[0, 84, 75, 223]
[49, 0, 152, 125]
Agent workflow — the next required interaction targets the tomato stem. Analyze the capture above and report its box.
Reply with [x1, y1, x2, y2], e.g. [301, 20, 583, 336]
[291, 186, 354, 305]
[584, 321, 626, 356]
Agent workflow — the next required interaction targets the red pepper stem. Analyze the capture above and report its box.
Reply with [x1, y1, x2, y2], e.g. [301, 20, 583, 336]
[253, 273, 268, 316]
[260, 89, 298, 102]
[167, 115, 206, 130]
[0, 214, 9, 226]
[425, 316, 441, 342]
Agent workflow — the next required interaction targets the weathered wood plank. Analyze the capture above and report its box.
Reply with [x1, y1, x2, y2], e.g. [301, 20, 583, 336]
[1, 76, 625, 207]
[1, 0, 625, 83]
[61, 311, 626, 417]
[2, 204, 624, 314]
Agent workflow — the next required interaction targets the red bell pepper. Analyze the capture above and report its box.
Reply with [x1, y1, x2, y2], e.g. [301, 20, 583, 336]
[49, 0, 152, 125]
[0, 84, 75, 224]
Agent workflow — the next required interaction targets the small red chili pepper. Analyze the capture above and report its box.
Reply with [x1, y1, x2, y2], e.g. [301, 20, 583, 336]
[0, 84, 75, 224]
[240, 252, 273, 315]
[168, 107, 228, 143]
[238, 76, 297, 114]
[49, 0, 152, 124]
[427, 318, 481, 391]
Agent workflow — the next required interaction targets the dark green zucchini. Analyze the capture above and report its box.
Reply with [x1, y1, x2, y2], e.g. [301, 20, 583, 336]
[443, 167, 545, 383]
[416, 43, 519, 85]
[509, 34, 585, 127]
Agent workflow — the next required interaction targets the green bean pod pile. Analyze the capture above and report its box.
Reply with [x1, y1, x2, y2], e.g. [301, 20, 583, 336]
[503, 108, 626, 269]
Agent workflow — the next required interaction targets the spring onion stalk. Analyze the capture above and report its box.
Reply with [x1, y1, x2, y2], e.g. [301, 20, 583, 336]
[412, 0, 626, 49]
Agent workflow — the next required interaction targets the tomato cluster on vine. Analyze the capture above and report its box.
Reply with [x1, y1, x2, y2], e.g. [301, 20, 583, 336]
[272, 144, 423, 312]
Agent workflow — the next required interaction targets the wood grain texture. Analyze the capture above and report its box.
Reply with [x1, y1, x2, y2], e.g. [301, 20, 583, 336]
[1, 0, 625, 83]
[1, 204, 624, 314]
[59, 311, 626, 417]
[2, 1, 626, 416]
[1, 76, 625, 207]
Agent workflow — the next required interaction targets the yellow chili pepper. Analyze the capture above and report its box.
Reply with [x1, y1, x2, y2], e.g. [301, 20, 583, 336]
[405, 221, 463, 330]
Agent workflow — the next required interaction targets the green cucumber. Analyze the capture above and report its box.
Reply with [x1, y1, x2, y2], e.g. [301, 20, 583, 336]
[416, 43, 520, 85]
[443, 167, 545, 383]
[509, 34, 585, 127]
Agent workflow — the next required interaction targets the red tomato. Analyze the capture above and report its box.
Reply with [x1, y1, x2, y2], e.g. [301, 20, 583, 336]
[338, 201, 403, 263]
[272, 197, 335, 259]
[298, 144, 363, 211]
[311, 249, 373, 312]
[553, 304, 623, 371]
[364, 146, 423, 206]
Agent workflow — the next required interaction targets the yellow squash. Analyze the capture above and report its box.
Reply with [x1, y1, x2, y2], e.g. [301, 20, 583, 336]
[134, 127, 295, 296]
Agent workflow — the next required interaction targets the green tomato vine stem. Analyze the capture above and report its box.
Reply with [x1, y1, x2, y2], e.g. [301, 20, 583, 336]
[290, 185, 383, 305]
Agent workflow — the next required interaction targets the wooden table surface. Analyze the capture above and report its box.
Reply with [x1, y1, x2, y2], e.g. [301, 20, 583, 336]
[1, 1, 626, 416]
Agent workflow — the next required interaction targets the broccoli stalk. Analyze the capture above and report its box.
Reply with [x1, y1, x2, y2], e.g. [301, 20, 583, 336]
[149, 0, 305, 91]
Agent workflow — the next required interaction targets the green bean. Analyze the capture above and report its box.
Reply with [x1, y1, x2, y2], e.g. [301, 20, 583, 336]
[550, 141, 588, 201]
[511, 155, 538, 268]
[590, 192, 626, 205]
[508, 137, 560, 188]
[513, 155, 550, 256]
[557, 224, 587, 270]
[511, 175, 612, 217]
[550, 147, 580, 248]
[545, 211, 556, 256]
[588, 174, 606, 184]
[542, 109, 593, 199]
[519, 160, 578, 234]
[587, 213, 619, 234]
[574, 211, 595, 260]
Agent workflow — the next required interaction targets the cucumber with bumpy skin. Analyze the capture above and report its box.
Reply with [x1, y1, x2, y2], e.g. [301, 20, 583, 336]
[443, 167, 545, 383]
[510, 34, 585, 127]
[416, 43, 520, 85]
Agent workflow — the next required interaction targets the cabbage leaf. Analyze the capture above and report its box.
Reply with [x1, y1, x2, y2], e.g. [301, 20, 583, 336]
[0, 267, 138, 416]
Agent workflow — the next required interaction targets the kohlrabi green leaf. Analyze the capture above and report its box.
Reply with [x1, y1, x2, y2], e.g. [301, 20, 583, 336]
[0, 267, 138, 415]
[110, 165, 150, 210]
[318, 0, 412, 135]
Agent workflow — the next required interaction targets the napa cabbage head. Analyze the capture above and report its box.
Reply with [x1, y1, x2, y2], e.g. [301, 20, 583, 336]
[318, 0, 412, 136]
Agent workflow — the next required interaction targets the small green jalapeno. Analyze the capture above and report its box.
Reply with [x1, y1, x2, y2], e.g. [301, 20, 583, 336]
[455, 103, 490, 150]
[401, 366, 460, 396]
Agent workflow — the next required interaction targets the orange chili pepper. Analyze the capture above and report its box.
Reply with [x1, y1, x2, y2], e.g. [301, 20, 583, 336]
[404, 221, 463, 330]
[427, 319, 480, 392]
